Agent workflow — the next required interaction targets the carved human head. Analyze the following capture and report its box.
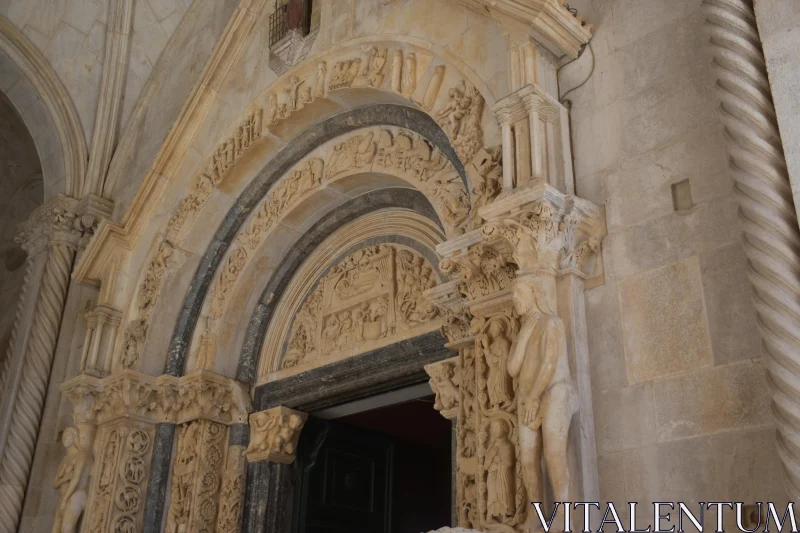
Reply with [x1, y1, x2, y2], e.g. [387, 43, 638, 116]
[288, 414, 304, 430]
[488, 320, 504, 337]
[62, 427, 78, 449]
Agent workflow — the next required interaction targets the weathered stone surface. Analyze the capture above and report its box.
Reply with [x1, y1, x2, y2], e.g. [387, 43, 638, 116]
[652, 361, 772, 442]
[593, 382, 655, 455]
[619, 257, 713, 383]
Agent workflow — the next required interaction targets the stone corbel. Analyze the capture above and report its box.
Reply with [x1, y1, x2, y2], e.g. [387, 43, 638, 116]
[61, 369, 252, 426]
[245, 406, 308, 464]
[425, 357, 461, 420]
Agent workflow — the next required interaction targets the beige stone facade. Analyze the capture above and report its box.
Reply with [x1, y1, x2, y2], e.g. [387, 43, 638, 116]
[0, 0, 796, 532]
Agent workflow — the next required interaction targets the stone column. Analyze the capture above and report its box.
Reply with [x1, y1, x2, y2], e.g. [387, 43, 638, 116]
[435, 176, 603, 532]
[0, 197, 82, 533]
[704, 0, 800, 499]
[217, 425, 249, 533]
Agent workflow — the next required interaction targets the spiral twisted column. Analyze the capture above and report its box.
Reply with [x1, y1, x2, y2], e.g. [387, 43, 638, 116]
[704, 0, 800, 499]
[0, 259, 33, 401]
[0, 207, 79, 533]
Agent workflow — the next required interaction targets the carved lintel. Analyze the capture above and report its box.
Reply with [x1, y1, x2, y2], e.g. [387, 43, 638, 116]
[425, 357, 460, 420]
[245, 406, 308, 464]
[61, 370, 251, 426]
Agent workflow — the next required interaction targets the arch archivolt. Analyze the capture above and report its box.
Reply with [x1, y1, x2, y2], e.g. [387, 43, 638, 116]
[119, 37, 505, 376]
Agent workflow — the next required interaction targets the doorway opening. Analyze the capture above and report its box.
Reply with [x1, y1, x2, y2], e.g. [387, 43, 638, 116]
[293, 384, 453, 533]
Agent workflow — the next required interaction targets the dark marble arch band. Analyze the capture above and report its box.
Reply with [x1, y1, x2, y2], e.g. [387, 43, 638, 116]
[165, 103, 466, 378]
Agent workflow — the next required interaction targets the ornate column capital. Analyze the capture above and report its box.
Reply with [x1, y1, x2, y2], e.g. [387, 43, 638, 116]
[245, 406, 308, 464]
[61, 370, 252, 427]
[480, 178, 603, 279]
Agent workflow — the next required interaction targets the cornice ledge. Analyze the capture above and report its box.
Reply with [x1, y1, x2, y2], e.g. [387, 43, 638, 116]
[452, 0, 592, 58]
[61, 369, 252, 426]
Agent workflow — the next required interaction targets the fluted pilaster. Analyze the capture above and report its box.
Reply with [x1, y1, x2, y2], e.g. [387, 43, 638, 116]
[704, 0, 800, 498]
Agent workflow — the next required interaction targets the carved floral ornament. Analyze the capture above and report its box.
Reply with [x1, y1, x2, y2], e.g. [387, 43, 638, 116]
[115, 40, 500, 376]
[60, 370, 251, 426]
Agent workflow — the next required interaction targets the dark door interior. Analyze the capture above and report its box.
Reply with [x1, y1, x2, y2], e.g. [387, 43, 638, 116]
[293, 397, 452, 533]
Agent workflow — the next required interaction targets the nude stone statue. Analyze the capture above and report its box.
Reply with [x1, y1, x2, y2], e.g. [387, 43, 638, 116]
[52, 427, 92, 533]
[508, 274, 577, 522]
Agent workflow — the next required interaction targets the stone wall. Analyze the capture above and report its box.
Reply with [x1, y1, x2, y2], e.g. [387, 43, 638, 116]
[563, 0, 789, 511]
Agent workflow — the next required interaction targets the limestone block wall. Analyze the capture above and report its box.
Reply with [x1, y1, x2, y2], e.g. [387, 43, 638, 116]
[562, 0, 789, 510]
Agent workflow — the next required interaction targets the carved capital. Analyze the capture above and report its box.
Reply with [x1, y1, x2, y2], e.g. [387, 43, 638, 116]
[16, 195, 83, 254]
[61, 370, 251, 426]
[424, 281, 473, 346]
[245, 406, 308, 464]
[425, 357, 461, 419]
[480, 178, 603, 279]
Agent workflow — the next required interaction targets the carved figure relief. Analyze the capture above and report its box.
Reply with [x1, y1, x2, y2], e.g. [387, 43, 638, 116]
[485, 420, 515, 520]
[326, 132, 377, 179]
[440, 244, 517, 301]
[166, 421, 226, 532]
[246, 407, 308, 464]
[279, 245, 440, 370]
[353, 45, 388, 88]
[479, 319, 514, 410]
[329, 58, 362, 90]
[401, 52, 417, 97]
[425, 357, 460, 418]
[52, 427, 92, 533]
[421, 65, 446, 110]
[391, 50, 402, 92]
[470, 147, 503, 229]
[314, 61, 327, 98]
[436, 80, 485, 164]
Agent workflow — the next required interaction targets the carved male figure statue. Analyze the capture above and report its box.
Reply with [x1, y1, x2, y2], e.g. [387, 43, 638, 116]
[273, 413, 305, 455]
[508, 274, 577, 519]
[484, 420, 515, 520]
[246, 411, 279, 454]
[52, 427, 92, 533]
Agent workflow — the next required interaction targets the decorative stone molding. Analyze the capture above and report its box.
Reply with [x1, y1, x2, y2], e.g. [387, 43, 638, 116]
[492, 84, 573, 194]
[245, 406, 308, 464]
[165, 420, 227, 532]
[61, 370, 251, 427]
[451, 0, 592, 59]
[425, 357, 461, 419]
[704, 0, 800, 499]
[216, 445, 247, 533]
[83, 422, 155, 533]
[80, 306, 123, 377]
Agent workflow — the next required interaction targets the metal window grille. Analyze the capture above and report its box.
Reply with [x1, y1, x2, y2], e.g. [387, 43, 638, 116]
[269, 0, 312, 48]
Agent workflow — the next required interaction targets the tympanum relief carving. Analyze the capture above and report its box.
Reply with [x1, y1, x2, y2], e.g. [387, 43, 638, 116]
[280, 244, 440, 372]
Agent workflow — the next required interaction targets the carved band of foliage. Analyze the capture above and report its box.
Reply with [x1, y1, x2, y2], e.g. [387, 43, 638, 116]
[61, 370, 251, 427]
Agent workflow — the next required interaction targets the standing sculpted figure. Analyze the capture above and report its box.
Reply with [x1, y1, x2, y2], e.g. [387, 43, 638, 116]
[52, 427, 92, 533]
[485, 420, 515, 520]
[508, 274, 576, 517]
[480, 320, 513, 409]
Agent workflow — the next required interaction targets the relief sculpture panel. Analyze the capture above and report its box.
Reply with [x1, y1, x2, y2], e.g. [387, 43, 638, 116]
[280, 244, 440, 372]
